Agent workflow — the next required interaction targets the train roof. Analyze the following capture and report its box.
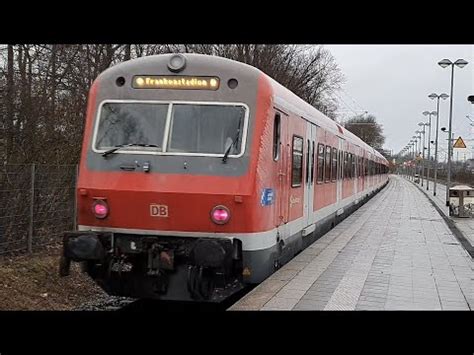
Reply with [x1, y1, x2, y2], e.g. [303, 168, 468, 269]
[263, 73, 388, 164]
[101, 53, 388, 164]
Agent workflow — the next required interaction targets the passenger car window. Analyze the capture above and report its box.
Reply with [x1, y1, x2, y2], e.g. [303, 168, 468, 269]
[273, 113, 281, 161]
[325, 145, 331, 182]
[291, 136, 304, 187]
[331, 147, 337, 181]
[317, 143, 325, 183]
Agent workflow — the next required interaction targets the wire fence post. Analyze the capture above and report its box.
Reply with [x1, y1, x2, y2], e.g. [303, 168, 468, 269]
[73, 164, 78, 231]
[28, 163, 35, 254]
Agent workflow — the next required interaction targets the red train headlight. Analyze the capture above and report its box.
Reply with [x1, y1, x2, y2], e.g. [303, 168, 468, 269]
[92, 199, 109, 219]
[210, 205, 230, 225]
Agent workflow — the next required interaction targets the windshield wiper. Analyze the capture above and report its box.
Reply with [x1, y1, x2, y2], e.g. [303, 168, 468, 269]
[222, 129, 241, 163]
[102, 143, 160, 157]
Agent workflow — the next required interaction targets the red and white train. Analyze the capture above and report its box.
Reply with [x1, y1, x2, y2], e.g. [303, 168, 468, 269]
[60, 53, 389, 302]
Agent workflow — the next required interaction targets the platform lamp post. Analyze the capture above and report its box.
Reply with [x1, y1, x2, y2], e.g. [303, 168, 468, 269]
[418, 123, 428, 187]
[422, 111, 437, 191]
[401, 147, 405, 176]
[429, 93, 449, 196]
[407, 143, 412, 179]
[438, 58, 469, 206]
[412, 135, 418, 180]
[406, 145, 410, 178]
[400, 148, 405, 176]
[407, 142, 412, 179]
[403, 146, 408, 177]
[416, 132, 422, 182]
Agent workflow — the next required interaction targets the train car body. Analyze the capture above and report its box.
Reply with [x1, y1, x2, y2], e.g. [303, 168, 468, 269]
[60, 53, 389, 302]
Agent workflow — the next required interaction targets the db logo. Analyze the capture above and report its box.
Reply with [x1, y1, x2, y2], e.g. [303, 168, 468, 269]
[150, 204, 168, 217]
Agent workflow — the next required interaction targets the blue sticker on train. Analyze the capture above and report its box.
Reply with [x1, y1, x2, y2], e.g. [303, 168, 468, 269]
[261, 188, 274, 206]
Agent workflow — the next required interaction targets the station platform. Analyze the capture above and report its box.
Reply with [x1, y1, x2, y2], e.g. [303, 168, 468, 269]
[229, 175, 473, 310]
[412, 178, 474, 250]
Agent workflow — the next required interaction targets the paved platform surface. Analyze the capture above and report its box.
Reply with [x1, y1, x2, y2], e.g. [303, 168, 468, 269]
[412, 178, 474, 247]
[229, 175, 473, 310]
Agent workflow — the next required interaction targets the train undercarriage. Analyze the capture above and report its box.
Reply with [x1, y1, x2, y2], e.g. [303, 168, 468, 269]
[60, 232, 245, 302]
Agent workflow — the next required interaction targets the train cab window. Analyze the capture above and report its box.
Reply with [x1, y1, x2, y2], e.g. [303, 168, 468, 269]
[331, 147, 337, 181]
[291, 136, 304, 187]
[168, 104, 245, 154]
[364, 158, 368, 176]
[316, 143, 325, 183]
[325, 145, 331, 182]
[95, 102, 248, 157]
[95, 102, 168, 150]
[273, 113, 281, 161]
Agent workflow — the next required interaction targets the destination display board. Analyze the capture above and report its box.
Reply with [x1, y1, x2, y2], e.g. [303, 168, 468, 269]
[132, 76, 220, 90]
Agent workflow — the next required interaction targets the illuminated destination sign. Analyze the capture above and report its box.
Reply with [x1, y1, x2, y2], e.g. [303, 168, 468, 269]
[132, 76, 220, 90]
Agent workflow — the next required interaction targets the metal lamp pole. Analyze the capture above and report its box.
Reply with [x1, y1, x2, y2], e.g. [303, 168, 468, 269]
[404, 146, 409, 178]
[416, 133, 422, 182]
[408, 143, 411, 179]
[412, 135, 419, 179]
[438, 58, 469, 206]
[423, 111, 437, 190]
[429, 93, 449, 196]
[418, 123, 428, 186]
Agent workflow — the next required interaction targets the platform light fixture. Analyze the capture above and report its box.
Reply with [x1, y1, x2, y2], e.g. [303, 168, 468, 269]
[438, 58, 469, 206]
[429, 93, 449, 196]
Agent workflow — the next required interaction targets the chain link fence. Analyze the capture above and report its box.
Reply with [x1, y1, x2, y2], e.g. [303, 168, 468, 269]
[0, 164, 77, 255]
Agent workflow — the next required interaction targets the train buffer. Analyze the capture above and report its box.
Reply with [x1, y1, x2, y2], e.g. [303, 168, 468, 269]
[229, 175, 473, 311]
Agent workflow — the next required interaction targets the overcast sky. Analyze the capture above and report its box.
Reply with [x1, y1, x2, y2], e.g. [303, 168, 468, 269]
[326, 45, 474, 161]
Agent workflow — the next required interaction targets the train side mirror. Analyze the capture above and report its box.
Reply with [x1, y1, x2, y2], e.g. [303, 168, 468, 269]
[468, 95, 474, 104]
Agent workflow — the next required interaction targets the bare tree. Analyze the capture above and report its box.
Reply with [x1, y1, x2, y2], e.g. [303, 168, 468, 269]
[344, 114, 385, 150]
[166, 44, 344, 117]
[0, 44, 345, 165]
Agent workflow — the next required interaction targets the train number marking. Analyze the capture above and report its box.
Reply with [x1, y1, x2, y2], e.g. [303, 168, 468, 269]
[150, 204, 169, 217]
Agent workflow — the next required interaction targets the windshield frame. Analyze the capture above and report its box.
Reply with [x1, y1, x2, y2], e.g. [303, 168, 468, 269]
[91, 99, 250, 158]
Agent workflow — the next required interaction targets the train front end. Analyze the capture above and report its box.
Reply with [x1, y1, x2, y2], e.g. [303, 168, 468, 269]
[59, 53, 273, 302]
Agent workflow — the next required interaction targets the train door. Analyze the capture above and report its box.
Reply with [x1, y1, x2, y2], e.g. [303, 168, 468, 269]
[337, 138, 344, 202]
[276, 110, 289, 225]
[303, 122, 317, 227]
